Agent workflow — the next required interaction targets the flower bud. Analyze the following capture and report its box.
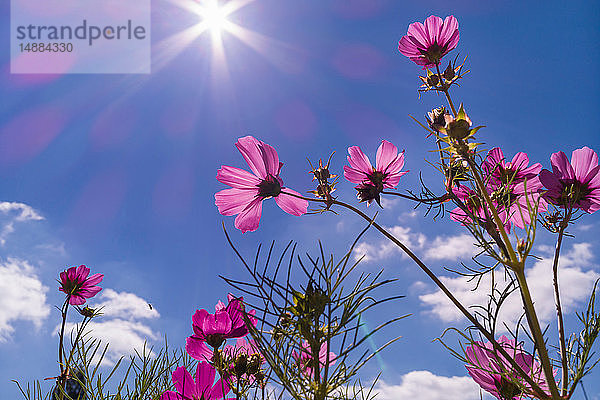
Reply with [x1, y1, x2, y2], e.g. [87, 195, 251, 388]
[427, 107, 449, 133]
[443, 62, 455, 81]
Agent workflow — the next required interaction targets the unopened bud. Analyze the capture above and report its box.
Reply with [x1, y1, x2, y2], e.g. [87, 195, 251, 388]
[443, 62, 455, 81]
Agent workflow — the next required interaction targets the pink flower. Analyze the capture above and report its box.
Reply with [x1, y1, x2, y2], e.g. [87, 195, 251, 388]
[482, 148, 547, 230]
[187, 294, 257, 356]
[59, 265, 103, 305]
[539, 146, 600, 213]
[465, 336, 555, 400]
[215, 136, 308, 233]
[292, 341, 336, 379]
[398, 15, 460, 68]
[161, 362, 233, 400]
[482, 148, 542, 187]
[343, 140, 408, 206]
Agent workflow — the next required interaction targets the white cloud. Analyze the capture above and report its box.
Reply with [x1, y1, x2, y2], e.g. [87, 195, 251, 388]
[0, 202, 43, 245]
[0, 258, 50, 341]
[63, 319, 159, 366]
[423, 234, 479, 261]
[95, 289, 160, 320]
[375, 370, 491, 400]
[419, 243, 599, 330]
[379, 197, 399, 209]
[353, 225, 426, 262]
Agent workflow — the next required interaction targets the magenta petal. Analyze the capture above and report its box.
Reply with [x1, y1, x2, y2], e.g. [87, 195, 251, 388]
[210, 378, 231, 399]
[75, 265, 90, 281]
[172, 366, 197, 399]
[424, 15, 443, 45]
[186, 336, 213, 361]
[235, 136, 268, 179]
[234, 198, 263, 233]
[217, 165, 262, 189]
[195, 362, 216, 395]
[343, 166, 369, 184]
[375, 140, 398, 172]
[347, 146, 373, 174]
[68, 295, 86, 305]
[440, 16, 459, 46]
[84, 273, 104, 286]
[160, 391, 182, 400]
[215, 188, 258, 217]
[275, 189, 308, 216]
[550, 151, 574, 179]
[406, 21, 428, 47]
[571, 146, 598, 181]
[260, 141, 281, 177]
[397, 36, 421, 57]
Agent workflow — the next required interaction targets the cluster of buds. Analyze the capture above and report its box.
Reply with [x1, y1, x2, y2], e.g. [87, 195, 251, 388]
[427, 104, 484, 157]
[443, 155, 470, 190]
[418, 56, 467, 93]
[308, 154, 337, 209]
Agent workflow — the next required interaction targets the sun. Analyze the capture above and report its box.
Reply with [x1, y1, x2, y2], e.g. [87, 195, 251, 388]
[200, 0, 230, 38]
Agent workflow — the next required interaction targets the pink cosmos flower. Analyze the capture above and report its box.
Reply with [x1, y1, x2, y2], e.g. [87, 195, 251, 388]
[465, 335, 555, 400]
[292, 341, 336, 379]
[59, 265, 103, 305]
[343, 140, 408, 206]
[398, 15, 460, 68]
[161, 362, 233, 400]
[482, 148, 547, 230]
[215, 136, 309, 233]
[482, 148, 543, 187]
[186, 294, 257, 356]
[539, 146, 600, 213]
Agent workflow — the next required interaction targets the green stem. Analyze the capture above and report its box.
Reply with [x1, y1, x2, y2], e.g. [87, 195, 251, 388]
[552, 209, 572, 396]
[515, 269, 561, 399]
[58, 296, 71, 379]
[435, 63, 457, 116]
[282, 191, 551, 399]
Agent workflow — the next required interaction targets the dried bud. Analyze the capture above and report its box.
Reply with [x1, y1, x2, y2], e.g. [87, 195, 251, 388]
[443, 62, 455, 81]
[427, 107, 449, 133]
[234, 354, 248, 377]
[426, 73, 440, 87]
[247, 354, 261, 375]
[517, 239, 527, 255]
[76, 306, 98, 318]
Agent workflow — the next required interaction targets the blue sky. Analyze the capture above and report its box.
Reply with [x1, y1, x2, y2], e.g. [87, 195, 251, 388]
[1, 0, 599, 399]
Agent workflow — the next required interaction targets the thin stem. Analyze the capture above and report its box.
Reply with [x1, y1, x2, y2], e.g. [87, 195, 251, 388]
[380, 190, 447, 204]
[435, 63, 457, 116]
[553, 209, 572, 396]
[515, 269, 561, 399]
[281, 191, 551, 399]
[58, 296, 71, 378]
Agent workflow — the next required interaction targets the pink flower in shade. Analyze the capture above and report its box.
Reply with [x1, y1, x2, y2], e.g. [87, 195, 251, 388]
[186, 294, 257, 356]
[215, 136, 309, 233]
[482, 148, 548, 230]
[465, 336, 556, 400]
[343, 140, 408, 206]
[59, 265, 103, 305]
[161, 362, 233, 400]
[398, 15, 460, 68]
[292, 341, 336, 379]
[539, 146, 600, 213]
[482, 148, 543, 187]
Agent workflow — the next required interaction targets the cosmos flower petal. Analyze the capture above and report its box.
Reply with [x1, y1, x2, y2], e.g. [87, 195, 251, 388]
[217, 165, 262, 189]
[186, 337, 213, 361]
[234, 198, 263, 233]
[343, 165, 369, 184]
[260, 141, 281, 177]
[347, 146, 373, 173]
[550, 151, 574, 179]
[196, 362, 216, 395]
[172, 366, 197, 399]
[424, 15, 443, 45]
[440, 16, 459, 47]
[571, 146, 599, 182]
[275, 189, 309, 216]
[215, 188, 259, 217]
[375, 140, 399, 172]
[160, 391, 182, 400]
[235, 136, 269, 179]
